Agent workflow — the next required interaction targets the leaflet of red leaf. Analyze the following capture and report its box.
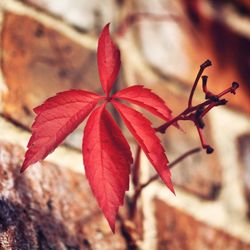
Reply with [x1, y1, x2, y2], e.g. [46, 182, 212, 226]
[21, 90, 100, 173]
[34, 90, 100, 114]
[114, 85, 172, 121]
[97, 23, 121, 96]
[83, 104, 133, 232]
[112, 100, 175, 194]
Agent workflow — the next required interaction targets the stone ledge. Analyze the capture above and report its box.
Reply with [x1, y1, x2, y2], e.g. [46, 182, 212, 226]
[0, 141, 126, 250]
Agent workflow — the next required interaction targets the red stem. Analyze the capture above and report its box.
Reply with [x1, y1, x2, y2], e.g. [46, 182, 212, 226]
[127, 60, 239, 219]
[188, 60, 212, 108]
[128, 147, 201, 219]
[132, 146, 141, 187]
[156, 80, 239, 134]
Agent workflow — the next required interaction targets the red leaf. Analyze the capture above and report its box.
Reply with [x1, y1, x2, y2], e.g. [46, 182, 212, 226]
[21, 90, 100, 173]
[114, 85, 172, 121]
[83, 104, 133, 232]
[22, 23, 178, 233]
[97, 23, 121, 96]
[34, 90, 100, 114]
[112, 100, 174, 194]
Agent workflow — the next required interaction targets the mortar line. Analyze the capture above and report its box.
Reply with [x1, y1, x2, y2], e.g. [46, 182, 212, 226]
[0, 0, 97, 50]
[0, 116, 83, 173]
[140, 154, 157, 250]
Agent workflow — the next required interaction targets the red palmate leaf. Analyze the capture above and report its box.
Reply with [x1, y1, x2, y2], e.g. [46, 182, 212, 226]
[97, 23, 121, 96]
[83, 104, 133, 232]
[112, 100, 174, 194]
[21, 90, 101, 172]
[22, 23, 175, 232]
[114, 85, 172, 121]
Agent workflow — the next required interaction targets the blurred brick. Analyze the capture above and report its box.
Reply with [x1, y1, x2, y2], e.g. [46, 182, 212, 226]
[154, 199, 250, 250]
[134, 0, 189, 84]
[192, 13, 250, 115]
[134, 0, 250, 114]
[20, 0, 117, 33]
[147, 83, 222, 199]
[0, 141, 126, 249]
[1, 13, 101, 148]
[238, 133, 250, 219]
[208, 0, 250, 14]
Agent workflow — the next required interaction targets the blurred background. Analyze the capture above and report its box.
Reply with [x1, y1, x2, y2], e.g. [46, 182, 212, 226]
[0, 0, 249, 249]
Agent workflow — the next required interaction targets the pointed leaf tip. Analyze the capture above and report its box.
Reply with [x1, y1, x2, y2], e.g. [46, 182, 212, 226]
[83, 104, 132, 232]
[20, 161, 29, 173]
[22, 90, 100, 172]
[97, 23, 121, 96]
[112, 100, 174, 194]
[20, 165, 26, 173]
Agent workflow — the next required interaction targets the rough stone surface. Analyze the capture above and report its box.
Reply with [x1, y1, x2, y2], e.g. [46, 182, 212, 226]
[0, 141, 126, 250]
[1, 13, 101, 148]
[154, 198, 250, 250]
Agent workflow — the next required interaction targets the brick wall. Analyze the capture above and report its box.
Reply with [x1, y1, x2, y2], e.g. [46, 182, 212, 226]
[0, 0, 249, 249]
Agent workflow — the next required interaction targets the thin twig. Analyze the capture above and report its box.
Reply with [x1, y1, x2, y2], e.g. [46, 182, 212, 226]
[140, 147, 201, 190]
[126, 60, 239, 219]
[132, 146, 141, 187]
[188, 60, 212, 108]
[156, 75, 239, 136]
[117, 214, 139, 250]
[128, 147, 201, 219]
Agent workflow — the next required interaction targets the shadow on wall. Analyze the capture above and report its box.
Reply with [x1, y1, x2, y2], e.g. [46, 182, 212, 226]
[0, 183, 92, 250]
